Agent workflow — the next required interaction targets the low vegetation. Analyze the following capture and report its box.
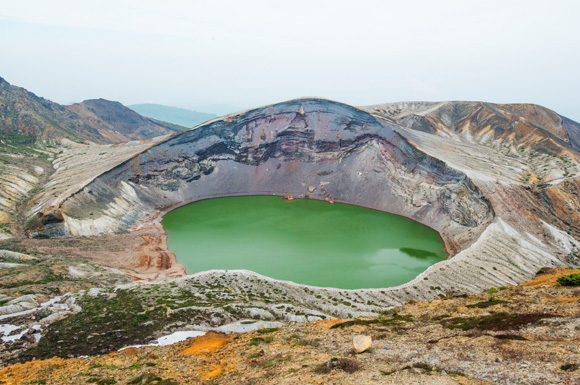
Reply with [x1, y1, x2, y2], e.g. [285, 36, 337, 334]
[2, 270, 579, 384]
[440, 312, 555, 331]
[314, 358, 360, 374]
[557, 273, 580, 286]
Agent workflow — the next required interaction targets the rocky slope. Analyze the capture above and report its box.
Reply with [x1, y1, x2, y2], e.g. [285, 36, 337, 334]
[362, 101, 580, 154]
[1, 83, 580, 376]
[39, 98, 492, 245]
[0, 77, 181, 145]
[66, 99, 184, 143]
[26, 98, 580, 298]
[1, 269, 578, 385]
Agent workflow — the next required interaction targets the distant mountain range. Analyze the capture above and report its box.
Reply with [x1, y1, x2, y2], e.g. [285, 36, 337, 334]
[0, 76, 184, 144]
[128, 104, 217, 128]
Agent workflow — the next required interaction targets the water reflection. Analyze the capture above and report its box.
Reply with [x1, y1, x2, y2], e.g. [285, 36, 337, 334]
[399, 248, 439, 260]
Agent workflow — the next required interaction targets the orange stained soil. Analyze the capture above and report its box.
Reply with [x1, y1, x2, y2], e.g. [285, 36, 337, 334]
[310, 319, 346, 329]
[181, 331, 231, 356]
[520, 268, 579, 287]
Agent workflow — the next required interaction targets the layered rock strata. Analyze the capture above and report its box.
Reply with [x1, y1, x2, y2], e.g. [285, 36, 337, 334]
[23, 98, 580, 303]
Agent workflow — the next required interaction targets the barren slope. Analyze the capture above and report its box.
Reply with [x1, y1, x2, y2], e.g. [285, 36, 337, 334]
[2, 269, 579, 385]
[0, 77, 182, 145]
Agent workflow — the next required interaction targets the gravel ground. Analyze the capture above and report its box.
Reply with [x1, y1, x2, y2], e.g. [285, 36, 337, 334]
[0, 268, 578, 385]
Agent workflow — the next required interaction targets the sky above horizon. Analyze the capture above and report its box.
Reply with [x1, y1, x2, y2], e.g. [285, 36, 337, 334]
[0, 0, 579, 120]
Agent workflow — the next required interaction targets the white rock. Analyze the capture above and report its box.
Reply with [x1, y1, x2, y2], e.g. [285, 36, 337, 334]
[352, 335, 372, 353]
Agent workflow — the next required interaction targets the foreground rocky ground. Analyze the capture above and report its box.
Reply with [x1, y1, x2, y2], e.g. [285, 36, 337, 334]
[1, 268, 578, 385]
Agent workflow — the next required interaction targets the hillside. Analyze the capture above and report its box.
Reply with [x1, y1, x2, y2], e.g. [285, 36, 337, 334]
[362, 101, 580, 153]
[1, 86, 580, 383]
[0, 76, 181, 144]
[128, 103, 216, 128]
[67, 99, 183, 143]
[1, 269, 578, 385]
[0, 77, 103, 144]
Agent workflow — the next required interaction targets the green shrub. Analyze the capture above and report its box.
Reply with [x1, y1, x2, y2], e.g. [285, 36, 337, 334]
[314, 358, 360, 374]
[557, 273, 580, 286]
[466, 297, 506, 309]
[249, 336, 273, 346]
[560, 363, 579, 372]
[127, 373, 178, 384]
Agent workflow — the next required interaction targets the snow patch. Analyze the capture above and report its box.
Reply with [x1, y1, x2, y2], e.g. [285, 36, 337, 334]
[120, 330, 206, 350]
[211, 320, 285, 334]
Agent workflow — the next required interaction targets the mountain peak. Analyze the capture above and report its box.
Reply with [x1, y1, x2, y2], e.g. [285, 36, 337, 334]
[0, 78, 183, 144]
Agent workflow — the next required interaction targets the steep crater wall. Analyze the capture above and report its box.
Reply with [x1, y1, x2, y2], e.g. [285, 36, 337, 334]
[19, 98, 579, 317]
[33, 99, 493, 255]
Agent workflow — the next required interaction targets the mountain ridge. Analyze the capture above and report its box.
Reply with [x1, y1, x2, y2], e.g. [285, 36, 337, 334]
[0, 77, 182, 144]
[361, 100, 580, 152]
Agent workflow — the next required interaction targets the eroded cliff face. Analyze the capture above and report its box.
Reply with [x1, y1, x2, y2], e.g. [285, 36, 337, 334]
[18, 98, 580, 301]
[33, 99, 492, 253]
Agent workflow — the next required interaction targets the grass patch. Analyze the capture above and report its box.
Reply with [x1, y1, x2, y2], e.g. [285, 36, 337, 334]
[127, 373, 178, 384]
[314, 358, 360, 374]
[441, 312, 555, 331]
[330, 312, 413, 329]
[557, 273, 580, 286]
[87, 378, 117, 385]
[249, 336, 274, 346]
[493, 334, 528, 341]
[560, 363, 579, 372]
[466, 297, 506, 309]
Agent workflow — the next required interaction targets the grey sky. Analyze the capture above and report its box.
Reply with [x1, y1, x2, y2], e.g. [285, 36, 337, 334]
[0, 0, 579, 120]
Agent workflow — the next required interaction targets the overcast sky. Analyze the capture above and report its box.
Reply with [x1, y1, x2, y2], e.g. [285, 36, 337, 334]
[1, 0, 579, 119]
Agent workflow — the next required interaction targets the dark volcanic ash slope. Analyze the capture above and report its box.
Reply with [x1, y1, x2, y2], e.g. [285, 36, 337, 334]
[36, 98, 492, 253]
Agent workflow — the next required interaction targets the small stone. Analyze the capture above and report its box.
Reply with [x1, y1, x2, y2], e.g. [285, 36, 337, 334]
[441, 370, 447, 375]
[352, 335, 372, 353]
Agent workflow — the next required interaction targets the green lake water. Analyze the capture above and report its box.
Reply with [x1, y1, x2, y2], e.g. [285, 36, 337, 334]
[162, 196, 447, 289]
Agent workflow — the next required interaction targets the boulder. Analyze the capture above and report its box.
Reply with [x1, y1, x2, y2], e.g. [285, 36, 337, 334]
[352, 335, 372, 353]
